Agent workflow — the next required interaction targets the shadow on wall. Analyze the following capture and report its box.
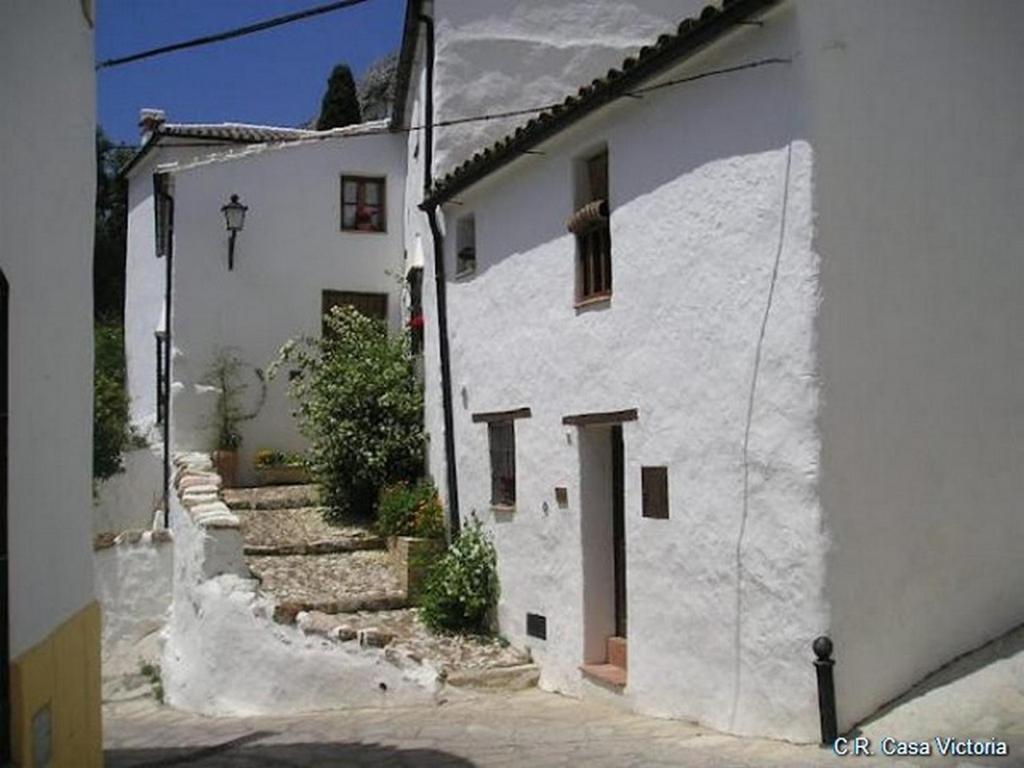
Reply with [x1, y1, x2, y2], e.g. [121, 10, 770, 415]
[456, 18, 803, 282]
[106, 734, 478, 768]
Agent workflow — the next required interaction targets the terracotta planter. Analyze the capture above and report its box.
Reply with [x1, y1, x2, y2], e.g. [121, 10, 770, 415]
[254, 465, 309, 486]
[388, 536, 445, 600]
[212, 449, 239, 488]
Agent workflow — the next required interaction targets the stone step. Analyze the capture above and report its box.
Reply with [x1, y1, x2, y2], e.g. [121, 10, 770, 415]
[222, 484, 321, 511]
[249, 550, 405, 621]
[244, 537, 385, 557]
[444, 664, 540, 691]
[580, 663, 626, 689]
[236, 506, 377, 551]
[607, 636, 627, 670]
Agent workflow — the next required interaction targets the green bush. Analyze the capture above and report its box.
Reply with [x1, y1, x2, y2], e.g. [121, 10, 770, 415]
[420, 520, 499, 634]
[377, 480, 445, 539]
[273, 306, 424, 520]
[94, 323, 134, 480]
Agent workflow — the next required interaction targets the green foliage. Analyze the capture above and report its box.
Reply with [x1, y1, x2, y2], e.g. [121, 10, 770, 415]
[139, 661, 164, 704]
[253, 449, 305, 468]
[94, 127, 133, 321]
[273, 306, 424, 520]
[94, 323, 135, 480]
[201, 350, 266, 451]
[377, 479, 445, 539]
[316, 64, 362, 130]
[419, 520, 499, 634]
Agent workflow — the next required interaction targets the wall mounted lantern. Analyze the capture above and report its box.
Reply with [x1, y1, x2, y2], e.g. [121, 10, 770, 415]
[220, 193, 248, 270]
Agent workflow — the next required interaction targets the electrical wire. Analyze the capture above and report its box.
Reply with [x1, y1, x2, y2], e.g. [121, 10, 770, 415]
[96, 0, 375, 70]
[99, 57, 792, 157]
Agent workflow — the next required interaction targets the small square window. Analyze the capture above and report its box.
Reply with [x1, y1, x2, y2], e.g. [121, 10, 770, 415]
[488, 421, 516, 506]
[456, 214, 476, 276]
[322, 290, 388, 338]
[641, 466, 669, 519]
[341, 175, 386, 232]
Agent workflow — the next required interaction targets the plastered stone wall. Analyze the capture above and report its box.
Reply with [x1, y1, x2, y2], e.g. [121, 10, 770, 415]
[798, 0, 1024, 730]
[94, 530, 173, 657]
[166, 130, 407, 485]
[432, 10, 826, 742]
[162, 453, 442, 715]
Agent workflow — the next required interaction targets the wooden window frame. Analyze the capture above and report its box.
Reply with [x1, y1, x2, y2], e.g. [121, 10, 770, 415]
[574, 150, 611, 304]
[321, 290, 389, 338]
[487, 420, 517, 508]
[341, 175, 387, 233]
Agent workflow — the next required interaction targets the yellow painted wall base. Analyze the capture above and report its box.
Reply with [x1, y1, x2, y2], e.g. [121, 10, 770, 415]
[9, 601, 103, 768]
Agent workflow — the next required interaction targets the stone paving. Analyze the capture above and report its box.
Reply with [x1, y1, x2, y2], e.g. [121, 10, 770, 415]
[238, 506, 381, 554]
[102, 689, 928, 768]
[299, 608, 532, 678]
[249, 550, 403, 605]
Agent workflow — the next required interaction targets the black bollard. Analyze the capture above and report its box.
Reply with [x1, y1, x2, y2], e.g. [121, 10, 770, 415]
[813, 636, 838, 746]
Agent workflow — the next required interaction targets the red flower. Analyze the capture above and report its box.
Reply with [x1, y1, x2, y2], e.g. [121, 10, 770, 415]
[407, 314, 425, 329]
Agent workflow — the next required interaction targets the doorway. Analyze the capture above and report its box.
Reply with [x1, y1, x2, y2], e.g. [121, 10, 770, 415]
[579, 423, 627, 684]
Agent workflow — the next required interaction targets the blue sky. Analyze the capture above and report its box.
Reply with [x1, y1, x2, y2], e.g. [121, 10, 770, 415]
[96, 0, 406, 146]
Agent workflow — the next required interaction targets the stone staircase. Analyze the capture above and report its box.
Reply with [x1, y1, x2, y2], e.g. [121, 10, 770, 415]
[221, 483, 540, 689]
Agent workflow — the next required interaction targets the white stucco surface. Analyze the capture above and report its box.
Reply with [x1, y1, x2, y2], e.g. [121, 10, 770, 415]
[92, 447, 164, 535]
[0, 0, 97, 656]
[430, 10, 825, 741]
[163, 490, 441, 714]
[162, 129, 406, 485]
[799, 0, 1024, 731]
[430, 1, 703, 178]
[94, 534, 173, 657]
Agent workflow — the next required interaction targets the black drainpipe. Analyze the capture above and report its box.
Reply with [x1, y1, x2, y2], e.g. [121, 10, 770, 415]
[156, 178, 174, 528]
[1, 271, 10, 766]
[419, 11, 460, 537]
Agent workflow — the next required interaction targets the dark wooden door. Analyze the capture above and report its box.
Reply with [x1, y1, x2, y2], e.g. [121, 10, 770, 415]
[611, 425, 626, 637]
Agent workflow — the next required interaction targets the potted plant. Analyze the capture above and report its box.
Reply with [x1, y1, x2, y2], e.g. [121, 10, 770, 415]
[376, 480, 446, 599]
[253, 450, 309, 485]
[203, 350, 265, 489]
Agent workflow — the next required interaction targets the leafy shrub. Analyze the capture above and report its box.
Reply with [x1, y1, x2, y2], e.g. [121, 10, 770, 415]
[377, 480, 445, 539]
[420, 520, 499, 634]
[273, 306, 424, 520]
[94, 323, 134, 480]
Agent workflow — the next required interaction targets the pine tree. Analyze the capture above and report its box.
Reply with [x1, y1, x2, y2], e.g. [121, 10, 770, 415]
[316, 64, 361, 130]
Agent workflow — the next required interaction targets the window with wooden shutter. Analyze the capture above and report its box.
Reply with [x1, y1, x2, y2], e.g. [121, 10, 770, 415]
[641, 466, 669, 519]
[488, 421, 516, 507]
[569, 150, 612, 303]
[341, 175, 386, 232]
[321, 290, 388, 337]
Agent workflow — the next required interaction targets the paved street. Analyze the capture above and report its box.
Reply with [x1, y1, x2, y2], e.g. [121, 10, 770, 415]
[103, 687, 1016, 768]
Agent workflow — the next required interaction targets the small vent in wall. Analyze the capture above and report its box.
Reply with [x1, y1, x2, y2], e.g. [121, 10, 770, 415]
[526, 612, 547, 640]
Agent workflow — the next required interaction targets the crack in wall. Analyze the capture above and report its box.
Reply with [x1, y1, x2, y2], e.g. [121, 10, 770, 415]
[729, 140, 794, 730]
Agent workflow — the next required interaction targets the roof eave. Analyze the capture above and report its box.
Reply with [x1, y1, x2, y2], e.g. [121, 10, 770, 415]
[420, 0, 780, 209]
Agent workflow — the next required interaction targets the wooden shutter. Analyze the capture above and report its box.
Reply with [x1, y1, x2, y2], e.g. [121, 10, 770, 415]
[641, 466, 669, 519]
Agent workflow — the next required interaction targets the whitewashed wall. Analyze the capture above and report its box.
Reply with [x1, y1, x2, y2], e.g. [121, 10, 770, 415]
[168, 131, 407, 485]
[126, 143, 232, 439]
[799, 0, 1024, 732]
[92, 447, 164, 535]
[431, 0, 703, 177]
[0, 0, 97, 658]
[407, 0, 707, 509]
[434, 9, 825, 741]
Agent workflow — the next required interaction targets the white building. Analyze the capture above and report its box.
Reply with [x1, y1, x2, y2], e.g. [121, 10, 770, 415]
[0, 0, 103, 764]
[123, 117, 406, 487]
[400, 0, 1024, 743]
